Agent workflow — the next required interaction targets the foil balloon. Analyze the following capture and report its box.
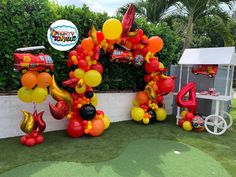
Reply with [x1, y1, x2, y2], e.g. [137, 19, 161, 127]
[20, 110, 35, 134]
[176, 82, 197, 114]
[49, 100, 69, 120]
[121, 4, 135, 37]
[50, 76, 73, 110]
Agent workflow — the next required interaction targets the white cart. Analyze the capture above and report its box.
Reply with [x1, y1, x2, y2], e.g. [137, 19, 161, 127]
[175, 47, 235, 135]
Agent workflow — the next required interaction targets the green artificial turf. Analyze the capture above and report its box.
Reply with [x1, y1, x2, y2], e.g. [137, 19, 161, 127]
[0, 139, 230, 177]
[0, 98, 236, 176]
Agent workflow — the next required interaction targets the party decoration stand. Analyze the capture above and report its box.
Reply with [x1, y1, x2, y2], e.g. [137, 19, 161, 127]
[14, 46, 53, 146]
[174, 47, 235, 135]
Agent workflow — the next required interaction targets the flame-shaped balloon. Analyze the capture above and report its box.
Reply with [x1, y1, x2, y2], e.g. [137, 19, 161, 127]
[20, 110, 35, 134]
[49, 100, 69, 120]
[121, 4, 135, 37]
[50, 75, 72, 110]
[145, 84, 156, 101]
[37, 111, 46, 133]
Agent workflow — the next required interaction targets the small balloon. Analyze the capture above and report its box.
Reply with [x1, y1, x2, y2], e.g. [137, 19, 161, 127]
[75, 85, 86, 94]
[155, 108, 167, 121]
[102, 115, 110, 129]
[74, 68, 85, 79]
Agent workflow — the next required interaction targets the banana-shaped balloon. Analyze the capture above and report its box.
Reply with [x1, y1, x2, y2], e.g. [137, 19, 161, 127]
[50, 76, 72, 110]
[90, 25, 98, 45]
[145, 84, 156, 101]
[20, 110, 35, 134]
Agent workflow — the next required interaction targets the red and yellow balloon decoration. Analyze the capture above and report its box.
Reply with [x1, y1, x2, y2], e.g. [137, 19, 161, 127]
[16, 4, 176, 145]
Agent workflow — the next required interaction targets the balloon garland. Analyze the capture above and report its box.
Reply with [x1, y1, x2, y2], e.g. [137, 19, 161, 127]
[16, 4, 176, 146]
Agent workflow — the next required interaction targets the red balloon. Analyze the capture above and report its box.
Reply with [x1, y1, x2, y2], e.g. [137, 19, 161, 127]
[143, 74, 152, 83]
[26, 138, 36, 147]
[185, 112, 194, 121]
[178, 119, 184, 127]
[90, 63, 104, 74]
[32, 131, 39, 138]
[69, 50, 78, 59]
[96, 31, 104, 43]
[89, 119, 105, 137]
[78, 59, 88, 70]
[36, 135, 44, 144]
[20, 136, 27, 145]
[144, 58, 159, 73]
[76, 45, 83, 53]
[67, 118, 84, 138]
[158, 77, 175, 95]
[176, 82, 197, 114]
[49, 101, 69, 120]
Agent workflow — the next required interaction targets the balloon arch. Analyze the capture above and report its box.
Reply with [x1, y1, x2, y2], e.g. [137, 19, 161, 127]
[17, 4, 175, 146]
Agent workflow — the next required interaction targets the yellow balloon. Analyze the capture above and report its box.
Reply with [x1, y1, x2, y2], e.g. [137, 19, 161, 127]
[17, 87, 33, 103]
[32, 87, 48, 103]
[102, 18, 122, 40]
[102, 115, 110, 129]
[74, 68, 85, 79]
[155, 108, 167, 121]
[84, 70, 102, 87]
[91, 93, 98, 107]
[143, 118, 150, 124]
[183, 121, 193, 131]
[181, 110, 188, 118]
[75, 85, 86, 94]
[131, 107, 145, 121]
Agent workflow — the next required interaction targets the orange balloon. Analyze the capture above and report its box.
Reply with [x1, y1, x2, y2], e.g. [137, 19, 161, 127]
[81, 37, 94, 51]
[136, 91, 149, 104]
[69, 71, 74, 78]
[148, 36, 164, 53]
[28, 71, 39, 76]
[37, 72, 52, 88]
[21, 72, 37, 89]
[90, 119, 105, 137]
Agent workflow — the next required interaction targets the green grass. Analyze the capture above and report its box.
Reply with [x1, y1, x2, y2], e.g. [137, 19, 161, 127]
[0, 100, 236, 176]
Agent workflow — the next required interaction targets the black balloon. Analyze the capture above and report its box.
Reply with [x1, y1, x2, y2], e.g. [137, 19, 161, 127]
[85, 91, 94, 98]
[79, 104, 96, 120]
[147, 110, 156, 123]
[71, 64, 78, 71]
[158, 102, 163, 108]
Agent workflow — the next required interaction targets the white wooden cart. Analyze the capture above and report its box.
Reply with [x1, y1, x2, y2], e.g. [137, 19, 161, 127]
[175, 47, 235, 135]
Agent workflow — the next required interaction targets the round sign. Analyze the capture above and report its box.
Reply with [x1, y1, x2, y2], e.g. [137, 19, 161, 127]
[47, 20, 79, 51]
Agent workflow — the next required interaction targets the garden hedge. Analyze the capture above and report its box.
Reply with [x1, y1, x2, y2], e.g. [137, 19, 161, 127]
[0, 0, 181, 92]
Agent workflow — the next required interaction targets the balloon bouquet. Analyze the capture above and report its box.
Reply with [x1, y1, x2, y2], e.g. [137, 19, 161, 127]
[176, 82, 205, 132]
[14, 46, 53, 146]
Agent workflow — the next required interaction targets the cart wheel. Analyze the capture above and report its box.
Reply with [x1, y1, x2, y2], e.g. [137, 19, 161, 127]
[208, 74, 213, 78]
[193, 72, 198, 75]
[223, 111, 233, 129]
[204, 115, 227, 135]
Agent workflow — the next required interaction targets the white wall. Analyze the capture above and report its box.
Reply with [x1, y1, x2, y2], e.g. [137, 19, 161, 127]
[0, 93, 173, 138]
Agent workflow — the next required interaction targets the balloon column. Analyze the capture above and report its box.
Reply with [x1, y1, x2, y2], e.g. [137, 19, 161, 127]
[176, 82, 205, 132]
[17, 70, 52, 146]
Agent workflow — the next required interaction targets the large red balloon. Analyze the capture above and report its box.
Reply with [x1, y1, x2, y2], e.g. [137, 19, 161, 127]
[158, 77, 175, 95]
[90, 63, 104, 74]
[144, 58, 159, 73]
[67, 118, 84, 138]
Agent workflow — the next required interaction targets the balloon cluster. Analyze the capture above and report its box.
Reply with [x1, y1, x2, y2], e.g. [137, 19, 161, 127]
[20, 110, 46, 147]
[176, 82, 205, 132]
[17, 70, 52, 146]
[178, 111, 205, 132]
[17, 71, 52, 103]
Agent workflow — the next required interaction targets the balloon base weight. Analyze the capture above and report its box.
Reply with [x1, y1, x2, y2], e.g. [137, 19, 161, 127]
[20, 131, 44, 147]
